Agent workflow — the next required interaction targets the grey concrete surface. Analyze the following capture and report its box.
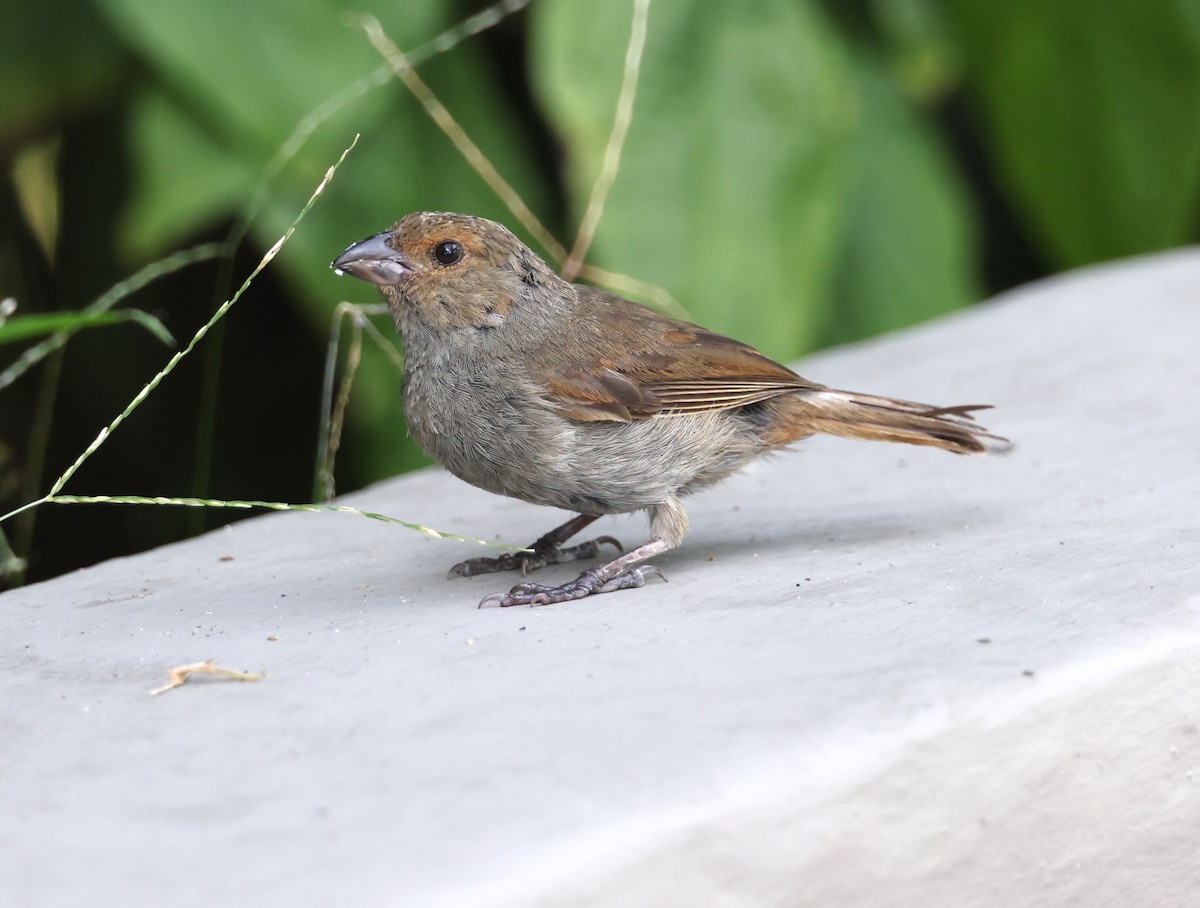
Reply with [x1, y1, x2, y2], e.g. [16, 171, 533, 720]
[3, 250, 1199, 907]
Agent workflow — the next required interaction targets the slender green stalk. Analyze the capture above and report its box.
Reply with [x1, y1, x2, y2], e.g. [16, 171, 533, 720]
[9, 346, 65, 585]
[323, 314, 365, 501]
[315, 304, 352, 501]
[44, 495, 514, 549]
[315, 303, 401, 501]
[187, 316, 227, 536]
[562, 0, 651, 281]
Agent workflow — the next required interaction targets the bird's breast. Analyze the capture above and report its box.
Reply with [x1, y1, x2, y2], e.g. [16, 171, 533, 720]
[401, 350, 576, 505]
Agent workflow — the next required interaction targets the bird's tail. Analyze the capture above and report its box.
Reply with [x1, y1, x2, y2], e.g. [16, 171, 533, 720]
[778, 389, 1012, 454]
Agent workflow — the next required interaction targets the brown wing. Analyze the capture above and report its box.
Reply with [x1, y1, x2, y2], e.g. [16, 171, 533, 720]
[541, 286, 821, 423]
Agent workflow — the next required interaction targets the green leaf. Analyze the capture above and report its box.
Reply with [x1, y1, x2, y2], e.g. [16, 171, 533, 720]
[947, 0, 1200, 267]
[869, 0, 962, 104]
[0, 309, 174, 347]
[823, 57, 978, 347]
[531, 0, 858, 360]
[119, 89, 257, 259]
[96, 0, 434, 154]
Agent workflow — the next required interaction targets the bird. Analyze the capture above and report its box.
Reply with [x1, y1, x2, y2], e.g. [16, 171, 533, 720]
[332, 211, 1009, 607]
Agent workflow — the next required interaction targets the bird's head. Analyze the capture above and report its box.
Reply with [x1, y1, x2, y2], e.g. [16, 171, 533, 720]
[332, 211, 562, 333]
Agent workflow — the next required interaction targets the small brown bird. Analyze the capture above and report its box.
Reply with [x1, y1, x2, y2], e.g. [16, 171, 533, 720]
[333, 212, 1009, 607]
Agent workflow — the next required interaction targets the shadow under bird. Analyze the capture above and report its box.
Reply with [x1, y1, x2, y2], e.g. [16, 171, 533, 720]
[333, 212, 1010, 607]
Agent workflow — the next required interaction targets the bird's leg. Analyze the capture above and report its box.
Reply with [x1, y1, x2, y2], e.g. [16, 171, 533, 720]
[448, 513, 623, 578]
[478, 536, 672, 608]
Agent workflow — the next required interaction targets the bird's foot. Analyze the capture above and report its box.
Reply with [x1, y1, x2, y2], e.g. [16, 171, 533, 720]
[449, 534, 622, 579]
[478, 564, 666, 608]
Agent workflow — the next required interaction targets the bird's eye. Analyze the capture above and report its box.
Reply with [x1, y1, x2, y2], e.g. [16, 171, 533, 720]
[432, 240, 464, 266]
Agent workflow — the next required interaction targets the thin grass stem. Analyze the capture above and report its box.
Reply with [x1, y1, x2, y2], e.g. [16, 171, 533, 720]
[562, 0, 651, 281]
[315, 303, 395, 501]
[43, 494, 516, 548]
[322, 316, 364, 501]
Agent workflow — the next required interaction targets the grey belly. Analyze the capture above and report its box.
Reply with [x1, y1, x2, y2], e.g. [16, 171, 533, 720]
[412, 391, 767, 515]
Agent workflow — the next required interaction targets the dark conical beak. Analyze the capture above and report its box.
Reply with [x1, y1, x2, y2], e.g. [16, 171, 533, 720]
[331, 232, 413, 286]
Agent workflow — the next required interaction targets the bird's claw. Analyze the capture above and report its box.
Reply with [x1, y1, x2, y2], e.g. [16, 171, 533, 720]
[449, 551, 537, 579]
[476, 564, 666, 608]
[450, 535, 623, 579]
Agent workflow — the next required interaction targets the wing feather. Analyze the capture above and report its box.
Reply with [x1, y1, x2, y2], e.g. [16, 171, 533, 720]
[539, 287, 819, 422]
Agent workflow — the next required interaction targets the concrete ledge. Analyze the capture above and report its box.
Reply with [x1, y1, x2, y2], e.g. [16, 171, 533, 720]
[3, 250, 1198, 906]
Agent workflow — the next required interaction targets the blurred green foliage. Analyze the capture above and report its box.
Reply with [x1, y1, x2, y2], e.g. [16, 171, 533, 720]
[3, 0, 1200, 583]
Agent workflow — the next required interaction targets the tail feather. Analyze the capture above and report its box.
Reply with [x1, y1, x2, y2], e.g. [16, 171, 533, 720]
[781, 389, 1011, 455]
